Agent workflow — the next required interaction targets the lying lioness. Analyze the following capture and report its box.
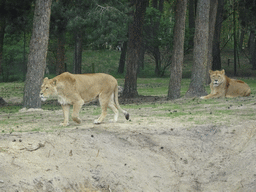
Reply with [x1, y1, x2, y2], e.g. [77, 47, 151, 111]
[201, 69, 251, 99]
[40, 72, 129, 126]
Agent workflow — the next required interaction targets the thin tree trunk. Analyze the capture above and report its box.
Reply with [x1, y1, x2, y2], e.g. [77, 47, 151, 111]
[188, 0, 195, 49]
[248, 31, 253, 50]
[123, 0, 147, 98]
[212, 0, 224, 70]
[154, 47, 161, 76]
[23, 0, 52, 108]
[206, 0, 218, 84]
[0, 15, 5, 77]
[233, 5, 237, 76]
[250, 32, 256, 70]
[22, 30, 27, 81]
[152, 0, 163, 76]
[239, 27, 246, 50]
[139, 41, 145, 70]
[73, 32, 82, 74]
[185, 0, 210, 98]
[118, 41, 128, 74]
[168, 0, 187, 99]
[56, 31, 66, 75]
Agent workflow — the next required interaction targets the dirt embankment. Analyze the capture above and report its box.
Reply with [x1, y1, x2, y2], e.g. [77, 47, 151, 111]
[0, 96, 256, 191]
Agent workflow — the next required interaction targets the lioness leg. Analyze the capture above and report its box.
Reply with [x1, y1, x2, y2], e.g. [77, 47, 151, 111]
[94, 94, 110, 124]
[72, 100, 84, 124]
[108, 98, 119, 122]
[60, 105, 70, 126]
[200, 93, 224, 99]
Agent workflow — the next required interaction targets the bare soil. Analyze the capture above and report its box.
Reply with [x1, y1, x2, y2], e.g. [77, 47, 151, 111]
[0, 96, 256, 191]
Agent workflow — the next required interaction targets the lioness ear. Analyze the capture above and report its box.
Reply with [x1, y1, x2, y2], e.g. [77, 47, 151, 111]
[51, 79, 57, 86]
[53, 79, 57, 86]
[209, 70, 213, 74]
[221, 69, 225, 75]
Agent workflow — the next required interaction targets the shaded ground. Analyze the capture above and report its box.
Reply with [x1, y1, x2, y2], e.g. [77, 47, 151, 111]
[0, 96, 256, 191]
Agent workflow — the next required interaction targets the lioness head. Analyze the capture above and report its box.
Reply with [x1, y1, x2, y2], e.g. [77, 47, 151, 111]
[209, 69, 225, 87]
[40, 77, 58, 101]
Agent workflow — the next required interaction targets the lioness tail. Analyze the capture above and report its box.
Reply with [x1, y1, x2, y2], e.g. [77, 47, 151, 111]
[114, 85, 129, 120]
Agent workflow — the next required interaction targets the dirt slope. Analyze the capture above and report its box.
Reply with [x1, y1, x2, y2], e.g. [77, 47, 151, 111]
[1, 120, 256, 191]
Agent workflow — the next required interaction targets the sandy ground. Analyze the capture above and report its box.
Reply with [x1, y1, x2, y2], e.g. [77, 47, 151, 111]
[0, 96, 256, 191]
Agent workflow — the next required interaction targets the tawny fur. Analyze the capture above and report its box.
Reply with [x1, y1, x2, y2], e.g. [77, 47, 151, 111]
[40, 72, 129, 126]
[200, 69, 251, 99]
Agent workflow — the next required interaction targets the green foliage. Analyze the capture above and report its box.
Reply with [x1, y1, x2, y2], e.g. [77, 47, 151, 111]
[143, 6, 175, 76]
[0, 0, 33, 82]
[1, 34, 29, 82]
[86, 0, 130, 48]
[61, 0, 130, 48]
[238, 0, 256, 33]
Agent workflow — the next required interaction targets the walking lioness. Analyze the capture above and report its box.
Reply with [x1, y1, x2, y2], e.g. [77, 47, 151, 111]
[40, 72, 129, 126]
[200, 69, 251, 99]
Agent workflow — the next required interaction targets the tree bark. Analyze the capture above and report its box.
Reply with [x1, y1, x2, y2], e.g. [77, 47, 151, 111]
[56, 30, 66, 75]
[73, 32, 82, 74]
[118, 41, 128, 74]
[23, 0, 52, 108]
[212, 0, 224, 70]
[123, 0, 147, 98]
[168, 0, 187, 99]
[185, 0, 210, 98]
[206, 0, 218, 84]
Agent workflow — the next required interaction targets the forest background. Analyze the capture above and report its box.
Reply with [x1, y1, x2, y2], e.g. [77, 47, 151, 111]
[0, 0, 256, 108]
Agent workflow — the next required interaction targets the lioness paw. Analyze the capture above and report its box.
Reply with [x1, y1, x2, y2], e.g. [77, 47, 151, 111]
[200, 96, 206, 99]
[60, 122, 69, 126]
[72, 117, 81, 124]
[94, 119, 101, 124]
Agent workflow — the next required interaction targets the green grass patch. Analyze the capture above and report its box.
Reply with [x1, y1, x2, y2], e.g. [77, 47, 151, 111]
[41, 104, 61, 111]
[0, 82, 24, 99]
[0, 105, 22, 113]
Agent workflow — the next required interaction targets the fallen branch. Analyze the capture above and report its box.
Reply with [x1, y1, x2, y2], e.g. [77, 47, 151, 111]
[20, 141, 53, 152]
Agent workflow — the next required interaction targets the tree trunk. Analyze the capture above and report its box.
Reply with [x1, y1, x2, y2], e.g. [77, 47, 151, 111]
[138, 40, 146, 72]
[188, 0, 195, 49]
[56, 31, 66, 75]
[123, 0, 147, 98]
[23, 0, 52, 108]
[154, 47, 161, 76]
[239, 27, 246, 50]
[73, 32, 82, 74]
[212, 0, 224, 70]
[152, 0, 164, 76]
[249, 31, 255, 65]
[185, 0, 210, 98]
[118, 41, 128, 74]
[168, 0, 187, 99]
[0, 15, 5, 77]
[206, 0, 218, 84]
[252, 43, 256, 70]
[233, 5, 237, 76]
[250, 32, 256, 70]
[22, 30, 27, 81]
